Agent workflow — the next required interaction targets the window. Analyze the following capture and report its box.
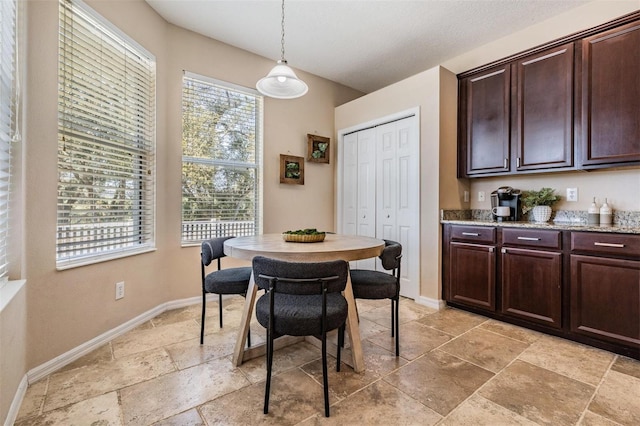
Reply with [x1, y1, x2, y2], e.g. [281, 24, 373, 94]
[57, 0, 156, 268]
[0, 0, 17, 281]
[182, 73, 262, 244]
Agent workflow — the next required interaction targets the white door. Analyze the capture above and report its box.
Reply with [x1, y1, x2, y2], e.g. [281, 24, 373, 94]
[338, 111, 420, 299]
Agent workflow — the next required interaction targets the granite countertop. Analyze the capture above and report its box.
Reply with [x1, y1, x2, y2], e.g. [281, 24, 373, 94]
[440, 209, 640, 235]
[440, 218, 640, 235]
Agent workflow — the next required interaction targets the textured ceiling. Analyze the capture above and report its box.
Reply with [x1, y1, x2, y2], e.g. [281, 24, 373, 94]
[146, 0, 593, 93]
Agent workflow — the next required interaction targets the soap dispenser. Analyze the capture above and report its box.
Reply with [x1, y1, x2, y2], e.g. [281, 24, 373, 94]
[599, 198, 612, 226]
[588, 197, 600, 225]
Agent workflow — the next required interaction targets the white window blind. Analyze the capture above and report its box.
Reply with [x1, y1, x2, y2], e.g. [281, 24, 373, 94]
[0, 0, 17, 280]
[182, 73, 262, 244]
[57, 0, 156, 268]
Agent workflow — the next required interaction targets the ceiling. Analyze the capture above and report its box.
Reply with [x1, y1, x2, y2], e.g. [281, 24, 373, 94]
[145, 0, 592, 93]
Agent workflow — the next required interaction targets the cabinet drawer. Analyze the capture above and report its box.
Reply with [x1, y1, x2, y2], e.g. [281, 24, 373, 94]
[502, 228, 561, 249]
[571, 232, 640, 259]
[451, 225, 496, 243]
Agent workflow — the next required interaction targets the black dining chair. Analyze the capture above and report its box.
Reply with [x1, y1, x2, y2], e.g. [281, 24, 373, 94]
[252, 256, 349, 418]
[349, 240, 402, 356]
[200, 236, 252, 345]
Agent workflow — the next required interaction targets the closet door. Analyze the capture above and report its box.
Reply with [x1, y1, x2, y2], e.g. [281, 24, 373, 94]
[376, 117, 420, 299]
[341, 132, 358, 236]
[356, 128, 377, 269]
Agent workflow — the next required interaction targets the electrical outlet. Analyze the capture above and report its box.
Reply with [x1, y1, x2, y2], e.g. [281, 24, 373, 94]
[478, 191, 486, 202]
[115, 281, 125, 300]
[566, 187, 578, 202]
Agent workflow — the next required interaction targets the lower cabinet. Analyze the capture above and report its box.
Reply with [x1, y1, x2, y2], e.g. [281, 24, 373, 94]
[502, 247, 562, 328]
[443, 224, 640, 359]
[570, 232, 640, 350]
[449, 242, 496, 311]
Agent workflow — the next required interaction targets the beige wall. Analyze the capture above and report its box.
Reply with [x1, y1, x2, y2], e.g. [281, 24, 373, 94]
[20, 0, 361, 377]
[335, 66, 459, 303]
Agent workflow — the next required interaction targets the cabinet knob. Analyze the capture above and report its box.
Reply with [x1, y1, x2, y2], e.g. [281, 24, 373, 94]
[501, 248, 507, 254]
[387, 214, 390, 218]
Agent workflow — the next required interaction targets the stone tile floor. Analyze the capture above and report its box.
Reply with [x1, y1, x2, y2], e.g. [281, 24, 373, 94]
[15, 297, 640, 425]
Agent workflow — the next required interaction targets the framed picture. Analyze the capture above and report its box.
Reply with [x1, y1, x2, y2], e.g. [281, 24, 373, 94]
[307, 134, 330, 163]
[280, 154, 304, 185]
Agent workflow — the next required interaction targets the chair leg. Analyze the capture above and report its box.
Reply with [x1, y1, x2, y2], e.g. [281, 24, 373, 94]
[247, 328, 251, 348]
[336, 324, 344, 372]
[218, 294, 223, 328]
[322, 331, 330, 417]
[200, 291, 206, 345]
[395, 297, 400, 356]
[390, 299, 395, 337]
[264, 329, 273, 414]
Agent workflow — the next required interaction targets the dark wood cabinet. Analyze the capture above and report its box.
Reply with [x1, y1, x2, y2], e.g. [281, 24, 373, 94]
[446, 225, 497, 311]
[570, 255, 640, 349]
[513, 43, 574, 171]
[579, 20, 640, 167]
[570, 232, 640, 354]
[459, 65, 511, 176]
[449, 242, 496, 311]
[458, 13, 640, 177]
[443, 224, 640, 359]
[502, 247, 562, 328]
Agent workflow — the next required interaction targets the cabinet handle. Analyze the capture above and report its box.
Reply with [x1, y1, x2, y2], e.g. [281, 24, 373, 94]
[517, 236, 540, 241]
[489, 247, 494, 253]
[503, 158, 508, 169]
[517, 157, 521, 168]
[462, 232, 480, 236]
[594, 242, 625, 248]
[501, 248, 507, 254]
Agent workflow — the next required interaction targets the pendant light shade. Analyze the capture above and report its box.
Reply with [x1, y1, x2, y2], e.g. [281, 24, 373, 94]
[257, 60, 308, 99]
[256, 0, 307, 99]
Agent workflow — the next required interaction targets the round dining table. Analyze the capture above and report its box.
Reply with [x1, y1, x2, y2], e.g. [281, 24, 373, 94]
[224, 233, 385, 373]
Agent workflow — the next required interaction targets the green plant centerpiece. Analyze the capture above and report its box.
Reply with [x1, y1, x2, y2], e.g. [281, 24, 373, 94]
[521, 187, 560, 222]
[282, 228, 326, 243]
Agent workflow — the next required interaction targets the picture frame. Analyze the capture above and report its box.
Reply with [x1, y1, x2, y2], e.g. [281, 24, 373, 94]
[280, 154, 304, 185]
[307, 134, 330, 164]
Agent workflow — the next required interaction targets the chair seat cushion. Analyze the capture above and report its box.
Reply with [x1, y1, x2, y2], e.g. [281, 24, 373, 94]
[350, 269, 398, 299]
[204, 267, 251, 294]
[256, 293, 348, 336]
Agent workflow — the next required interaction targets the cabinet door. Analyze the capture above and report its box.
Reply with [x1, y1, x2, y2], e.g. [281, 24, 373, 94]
[449, 242, 496, 311]
[502, 247, 562, 328]
[580, 21, 640, 167]
[460, 65, 511, 176]
[514, 43, 574, 171]
[570, 254, 640, 348]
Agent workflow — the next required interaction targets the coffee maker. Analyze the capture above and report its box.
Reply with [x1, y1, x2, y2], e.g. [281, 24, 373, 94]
[490, 186, 522, 221]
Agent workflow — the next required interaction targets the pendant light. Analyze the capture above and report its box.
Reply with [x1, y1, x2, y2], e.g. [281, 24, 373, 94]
[256, 0, 308, 99]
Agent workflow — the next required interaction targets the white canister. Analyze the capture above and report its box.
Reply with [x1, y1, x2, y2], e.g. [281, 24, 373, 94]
[599, 198, 612, 226]
[588, 197, 599, 225]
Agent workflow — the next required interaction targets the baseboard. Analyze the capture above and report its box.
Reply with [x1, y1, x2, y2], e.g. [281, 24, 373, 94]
[415, 295, 446, 311]
[26, 294, 212, 384]
[4, 375, 28, 426]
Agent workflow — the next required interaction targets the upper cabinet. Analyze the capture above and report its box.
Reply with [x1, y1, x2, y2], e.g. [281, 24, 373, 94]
[459, 65, 511, 176]
[513, 44, 574, 172]
[458, 12, 640, 178]
[579, 20, 640, 168]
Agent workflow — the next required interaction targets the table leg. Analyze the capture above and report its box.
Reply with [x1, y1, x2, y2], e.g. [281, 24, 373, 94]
[344, 270, 365, 373]
[232, 272, 258, 367]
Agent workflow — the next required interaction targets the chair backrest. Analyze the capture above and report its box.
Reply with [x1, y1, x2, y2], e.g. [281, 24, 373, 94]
[252, 256, 348, 295]
[379, 240, 402, 271]
[201, 236, 236, 266]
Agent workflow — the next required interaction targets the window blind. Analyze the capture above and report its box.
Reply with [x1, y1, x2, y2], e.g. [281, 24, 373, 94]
[0, 0, 16, 280]
[57, 0, 156, 267]
[181, 73, 262, 244]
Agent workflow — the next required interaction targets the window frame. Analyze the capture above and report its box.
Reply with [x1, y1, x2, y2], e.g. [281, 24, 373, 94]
[56, 0, 157, 269]
[181, 71, 263, 246]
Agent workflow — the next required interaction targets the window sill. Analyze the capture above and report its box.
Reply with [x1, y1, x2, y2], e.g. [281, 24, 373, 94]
[56, 247, 157, 271]
[0, 279, 27, 313]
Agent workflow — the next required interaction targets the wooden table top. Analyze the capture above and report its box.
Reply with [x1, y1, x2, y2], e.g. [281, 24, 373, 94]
[224, 233, 385, 262]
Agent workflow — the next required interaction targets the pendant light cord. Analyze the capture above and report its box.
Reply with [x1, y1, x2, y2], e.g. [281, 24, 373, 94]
[280, 0, 286, 61]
